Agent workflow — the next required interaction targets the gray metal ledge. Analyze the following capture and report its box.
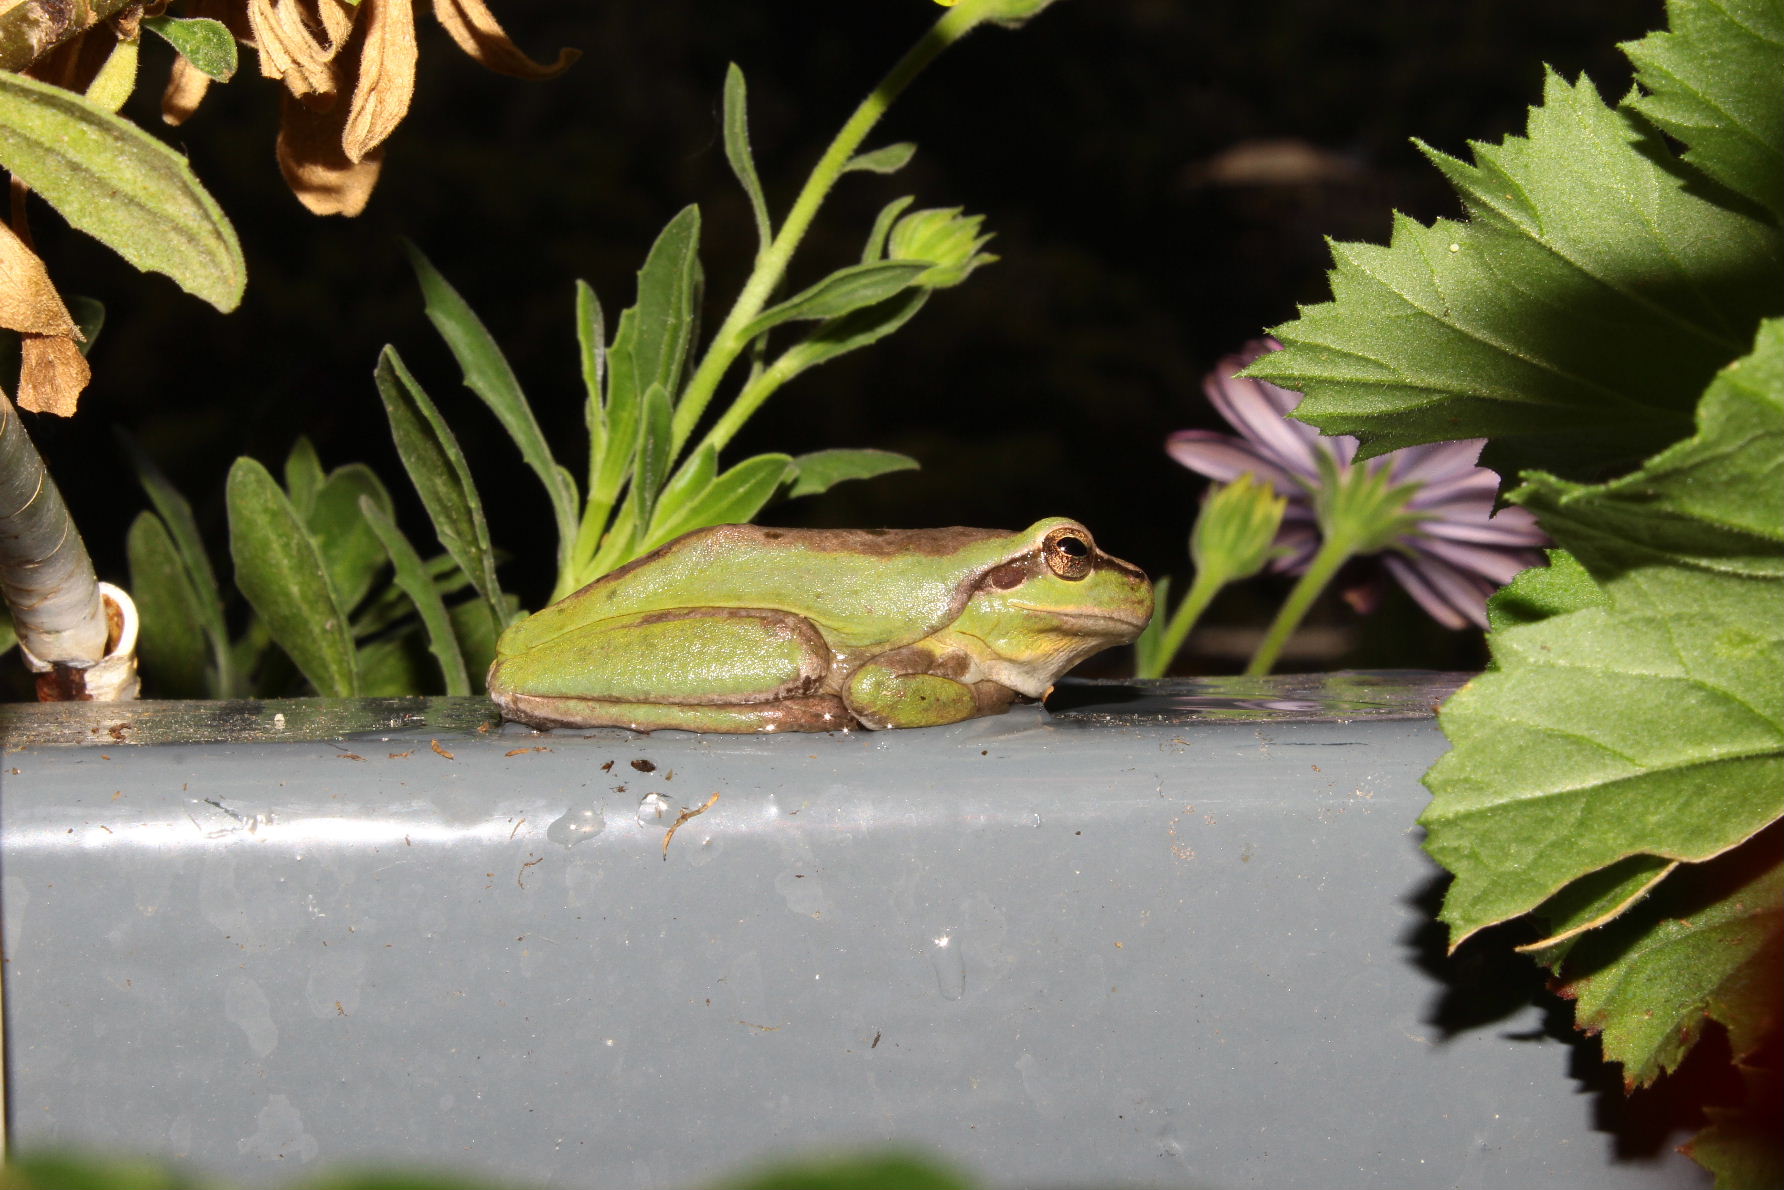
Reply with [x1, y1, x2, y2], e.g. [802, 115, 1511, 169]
[0, 677, 1704, 1189]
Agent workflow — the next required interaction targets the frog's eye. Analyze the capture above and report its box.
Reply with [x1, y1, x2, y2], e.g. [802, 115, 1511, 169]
[1042, 526, 1094, 581]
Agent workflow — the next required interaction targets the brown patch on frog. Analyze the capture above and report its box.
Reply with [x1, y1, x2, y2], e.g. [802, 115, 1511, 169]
[978, 554, 1039, 592]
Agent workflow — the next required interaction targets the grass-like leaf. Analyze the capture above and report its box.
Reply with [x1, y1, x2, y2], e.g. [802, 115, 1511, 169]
[142, 14, 239, 82]
[373, 346, 505, 625]
[723, 64, 774, 252]
[640, 453, 795, 555]
[1248, 70, 1782, 482]
[405, 245, 579, 578]
[843, 142, 917, 175]
[227, 457, 357, 697]
[0, 72, 244, 311]
[283, 437, 326, 519]
[1424, 319, 1784, 947]
[125, 511, 211, 698]
[862, 196, 916, 263]
[1622, 0, 1784, 223]
[740, 261, 929, 341]
[783, 448, 919, 499]
[307, 464, 394, 614]
[359, 496, 470, 695]
[777, 289, 929, 382]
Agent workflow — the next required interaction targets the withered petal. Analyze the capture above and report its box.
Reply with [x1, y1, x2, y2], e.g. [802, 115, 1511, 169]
[342, 0, 416, 164]
[277, 92, 383, 216]
[0, 221, 78, 337]
[431, 0, 579, 79]
[17, 333, 91, 418]
[161, 53, 212, 124]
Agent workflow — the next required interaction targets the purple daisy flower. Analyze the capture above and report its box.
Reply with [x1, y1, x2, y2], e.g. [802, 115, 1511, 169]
[1166, 339, 1547, 630]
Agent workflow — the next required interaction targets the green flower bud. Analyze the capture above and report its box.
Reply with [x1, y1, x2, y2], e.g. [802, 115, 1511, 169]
[886, 207, 997, 289]
[1190, 472, 1289, 583]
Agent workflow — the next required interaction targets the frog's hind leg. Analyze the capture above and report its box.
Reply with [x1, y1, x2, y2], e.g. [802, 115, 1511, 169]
[493, 690, 857, 733]
[489, 607, 856, 733]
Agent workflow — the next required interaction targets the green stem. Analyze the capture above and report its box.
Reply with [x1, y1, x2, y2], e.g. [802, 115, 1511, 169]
[1245, 532, 1358, 677]
[666, 1, 987, 457]
[1136, 568, 1225, 680]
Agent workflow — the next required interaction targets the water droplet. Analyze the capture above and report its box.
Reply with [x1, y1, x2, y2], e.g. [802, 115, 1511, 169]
[546, 806, 606, 847]
[636, 792, 673, 826]
[929, 932, 965, 1000]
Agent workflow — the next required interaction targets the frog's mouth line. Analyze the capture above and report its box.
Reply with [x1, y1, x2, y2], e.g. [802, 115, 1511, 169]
[1009, 602, 1149, 634]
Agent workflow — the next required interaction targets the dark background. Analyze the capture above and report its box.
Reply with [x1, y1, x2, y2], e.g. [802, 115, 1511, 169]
[25, 0, 1657, 679]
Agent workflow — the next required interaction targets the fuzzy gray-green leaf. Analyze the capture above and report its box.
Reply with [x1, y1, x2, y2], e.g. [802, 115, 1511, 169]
[359, 496, 470, 696]
[0, 71, 244, 311]
[142, 14, 239, 81]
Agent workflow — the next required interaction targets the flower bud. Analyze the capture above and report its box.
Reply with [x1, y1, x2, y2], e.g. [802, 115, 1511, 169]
[1190, 472, 1289, 583]
[886, 207, 997, 289]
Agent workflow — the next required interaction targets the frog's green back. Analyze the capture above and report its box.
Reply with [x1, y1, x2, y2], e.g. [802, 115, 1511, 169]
[499, 522, 1042, 657]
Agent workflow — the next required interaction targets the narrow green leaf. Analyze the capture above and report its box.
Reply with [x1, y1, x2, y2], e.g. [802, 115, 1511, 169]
[576, 279, 607, 451]
[359, 496, 470, 696]
[740, 261, 929, 341]
[142, 14, 239, 82]
[627, 205, 702, 405]
[449, 596, 503, 691]
[352, 552, 470, 639]
[1249, 69, 1783, 482]
[1130, 573, 1174, 679]
[651, 442, 718, 531]
[862, 195, 916, 264]
[631, 381, 674, 530]
[722, 64, 773, 251]
[226, 457, 358, 697]
[843, 142, 917, 175]
[354, 633, 433, 699]
[372, 346, 505, 624]
[776, 289, 930, 382]
[0, 71, 245, 311]
[126, 511, 211, 698]
[642, 453, 793, 552]
[85, 37, 138, 114]
[405, 244, 578, 576]
[118, 435, 233, 692]
[284, 437, 325, 520]
[1622, 0, 1784, 223]
[783, 447, 919, 500]
[308, 464, 394, 614]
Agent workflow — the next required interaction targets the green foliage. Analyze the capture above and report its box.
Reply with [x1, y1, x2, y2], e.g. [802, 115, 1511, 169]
[0, 71, 244, 312]
[141, 15, 239, 82]
[1250, 0, 1784, 1175]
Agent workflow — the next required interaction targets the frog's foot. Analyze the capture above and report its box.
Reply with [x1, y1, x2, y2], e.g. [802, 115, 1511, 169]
[492, 690, 859, 734]
[844, 645, 1023, 730]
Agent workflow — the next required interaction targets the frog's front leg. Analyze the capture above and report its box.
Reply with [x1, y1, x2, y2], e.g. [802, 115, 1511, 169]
[842, 642, 1023, 730]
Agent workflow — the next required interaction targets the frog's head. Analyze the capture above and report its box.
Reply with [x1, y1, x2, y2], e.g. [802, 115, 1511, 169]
[953, 518, 1153, 697]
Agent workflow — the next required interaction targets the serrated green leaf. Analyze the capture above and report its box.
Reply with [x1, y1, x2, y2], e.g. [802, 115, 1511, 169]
[1623, 0, 1784, 223]
[283, 437, 325, 519]
[308, 464, 393, 615]
[1423, 320, 1784, 947]
[405, 245, 578, 578]
[640, 453, 794, 553]
[843, 142, 917, 175]
[1552, 833, 1781, 1087]
[722, 64, 773, 251]
[142, 14, 239, 82]
[126, 511, 211, 698]
[227, 457, 357, 697]
[0, 71, 244, 311]
[359, 496, 470, 696]
[741, 261, 929, 342]
[1249, 69, 1783, 482]
[1524, 854, 1679, 958]
[1687, 1059, 1784, 1190]
[776, 288, 930, 382]
[783, 448, 919, 500]
[863, 195, 916, 264]
[373, 346, 504, 625]
[1485, 549, 1607, 633]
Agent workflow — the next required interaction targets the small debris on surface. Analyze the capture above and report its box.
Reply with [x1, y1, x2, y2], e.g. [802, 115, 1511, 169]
[662, 792, 720, 860]
[430, 739, 456, 760]
[630, 758, 657, 773]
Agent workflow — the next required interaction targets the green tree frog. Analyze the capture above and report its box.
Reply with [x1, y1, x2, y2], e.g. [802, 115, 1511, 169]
[488, 517, 1152, 733]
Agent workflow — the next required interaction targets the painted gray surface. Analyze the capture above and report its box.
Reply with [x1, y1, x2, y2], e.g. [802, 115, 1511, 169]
[1, 686, 1705, 1189]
